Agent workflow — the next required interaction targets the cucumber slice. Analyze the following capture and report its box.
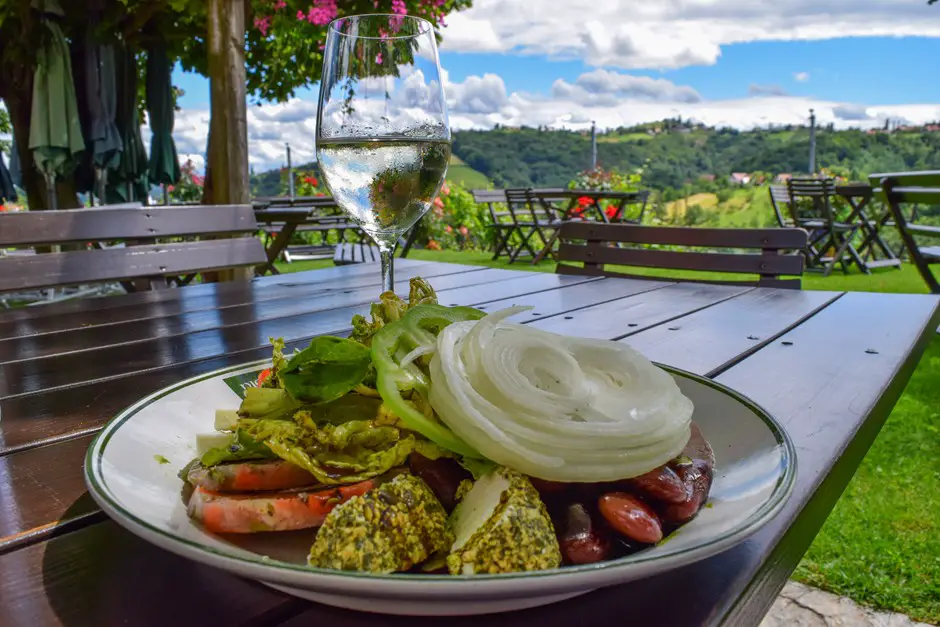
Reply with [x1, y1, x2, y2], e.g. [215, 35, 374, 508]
[214, 409, 239, 431]
[196, 432, 234, 457]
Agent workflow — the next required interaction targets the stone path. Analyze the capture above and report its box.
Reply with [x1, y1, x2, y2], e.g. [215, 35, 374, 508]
[761, 582, 933, 627]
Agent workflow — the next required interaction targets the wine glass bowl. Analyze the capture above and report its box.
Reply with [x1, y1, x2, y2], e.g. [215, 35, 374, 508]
[316, 14, 451, 292]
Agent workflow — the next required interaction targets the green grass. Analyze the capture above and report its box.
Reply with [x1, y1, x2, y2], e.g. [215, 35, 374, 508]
[446, 156, 491, 188]
[278, 249, 938, 620]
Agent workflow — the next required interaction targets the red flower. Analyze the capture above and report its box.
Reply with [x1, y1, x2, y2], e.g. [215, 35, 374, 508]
[605, 206, 618, 219]
[302, 176, 318, 186]
[257, 368, 273, 386]
[445, 225, 453, 233]
[459, 225, 469, 237]
[577, 196, 593, 206]
[433, 197, 445, 209]
[427, 239, 442, 251]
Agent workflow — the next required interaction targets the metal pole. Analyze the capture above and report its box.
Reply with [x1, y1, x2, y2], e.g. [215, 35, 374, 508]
[286, 143, 295, 201]
[590, 121, 597, 170]
[808, 108, 817, 175]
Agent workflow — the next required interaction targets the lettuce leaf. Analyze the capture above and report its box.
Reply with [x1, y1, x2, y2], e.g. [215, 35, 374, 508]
[199, 428, 276, 466]
[281, 336, 372, 403]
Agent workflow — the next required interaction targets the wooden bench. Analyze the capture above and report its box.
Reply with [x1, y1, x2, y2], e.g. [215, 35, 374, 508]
[556, 222, 808, 289]
[870, 170, 940, 294]
[0, 204, 266, 294]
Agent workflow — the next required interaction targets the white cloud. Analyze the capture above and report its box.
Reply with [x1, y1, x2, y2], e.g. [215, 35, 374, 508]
[440, 0, 940, 69]
[794, 71, 810, 82]
[169, 67, 940, 174]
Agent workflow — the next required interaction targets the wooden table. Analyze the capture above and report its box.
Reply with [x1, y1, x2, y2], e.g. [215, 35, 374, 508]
[1, 260, 937, 627]
[835, 184, 903, 272]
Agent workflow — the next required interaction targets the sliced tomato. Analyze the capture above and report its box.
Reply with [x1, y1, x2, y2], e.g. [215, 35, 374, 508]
[257, 368, 273, 386]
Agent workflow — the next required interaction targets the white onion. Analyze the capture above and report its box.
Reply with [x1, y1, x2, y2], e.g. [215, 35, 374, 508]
[428, 307, 693, 481]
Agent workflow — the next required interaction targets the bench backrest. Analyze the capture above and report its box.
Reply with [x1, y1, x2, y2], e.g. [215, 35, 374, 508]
[0, 204, 265, 293]
[768, 185, 793, 227]
[556, 222, 807, 289]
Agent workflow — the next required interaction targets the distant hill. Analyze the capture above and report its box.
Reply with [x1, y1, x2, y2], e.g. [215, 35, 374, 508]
[249, 155, 490, 197]
[451, 124, 940, 190]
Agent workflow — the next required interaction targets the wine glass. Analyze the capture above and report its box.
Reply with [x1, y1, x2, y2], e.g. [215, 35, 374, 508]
[316, 14, 451, 293]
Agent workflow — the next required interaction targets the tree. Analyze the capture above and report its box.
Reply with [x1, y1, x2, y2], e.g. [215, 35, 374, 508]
[0, 0, 470, 209]
[0, 105, 9, 153]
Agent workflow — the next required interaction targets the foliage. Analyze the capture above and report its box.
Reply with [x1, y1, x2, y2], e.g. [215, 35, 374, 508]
[414, 181, 491, 251]
[0, 104, 9, 153]
[451, 125, 940, 191]
[568, 165, 642, 220]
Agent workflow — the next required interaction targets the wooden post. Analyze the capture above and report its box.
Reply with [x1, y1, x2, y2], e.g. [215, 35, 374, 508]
[207, 0, 252, 281]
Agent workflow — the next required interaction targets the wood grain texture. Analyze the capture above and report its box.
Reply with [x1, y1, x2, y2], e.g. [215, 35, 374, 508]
[0, 521, 297, 627]
[0, 205, 258, 247]
[0, 238, 268, 293]
[528, 282, 751, 339]
[0, 268, 517, 364]
[625, 288, 843, 376]
[559, 222, 808, 249]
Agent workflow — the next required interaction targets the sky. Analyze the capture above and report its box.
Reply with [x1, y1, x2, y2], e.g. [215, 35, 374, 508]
[164, 0, 940, 173]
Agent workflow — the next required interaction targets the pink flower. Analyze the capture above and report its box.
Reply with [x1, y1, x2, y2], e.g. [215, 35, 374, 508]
[305, 0, 337, 26]
[433, 197, 444, 209]
[273, 0, 286, 8]
[440, 182, 450, 196]
[297, 9, 305, 20]
[375, 52, 383, 64]
[254, 15, 272, 36]
[391, 0, 408, 15]
[459, 226, 469, 237]
[444, 225, 453, 233]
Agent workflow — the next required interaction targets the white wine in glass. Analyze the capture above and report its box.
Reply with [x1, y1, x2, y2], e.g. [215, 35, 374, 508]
[316, 15, 451, 293]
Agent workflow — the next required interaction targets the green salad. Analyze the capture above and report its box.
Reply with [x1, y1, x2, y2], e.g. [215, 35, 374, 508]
[181, 277, 712, 575]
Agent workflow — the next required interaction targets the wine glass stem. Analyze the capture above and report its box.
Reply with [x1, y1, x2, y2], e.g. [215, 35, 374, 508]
[379, 244, 394, 293]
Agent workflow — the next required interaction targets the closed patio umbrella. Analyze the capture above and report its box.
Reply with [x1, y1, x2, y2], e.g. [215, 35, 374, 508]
[28, 0, 85, 209]
[106, 41, 148, 204]
[8, 137, 22, 189]
[0, 151, 15, 203]
[146, 42, 180, 204]
[72, 17, 122, 202]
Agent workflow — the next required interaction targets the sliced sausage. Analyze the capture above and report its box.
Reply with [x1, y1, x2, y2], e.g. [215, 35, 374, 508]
[559, 502, 613, 565]
[619, 465, 687, 504]
[598, 492, 663, 545]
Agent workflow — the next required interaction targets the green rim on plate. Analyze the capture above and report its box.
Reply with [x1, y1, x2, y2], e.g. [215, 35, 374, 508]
[84, 360, 797, 583]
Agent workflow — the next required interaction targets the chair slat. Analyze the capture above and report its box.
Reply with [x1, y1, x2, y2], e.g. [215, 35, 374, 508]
[0, 238, 266, 292]
[868, 171, 940, 188]
[560, 222, 807, 249]
[557, 243, 803, 276]
[0, 205, 257, 247]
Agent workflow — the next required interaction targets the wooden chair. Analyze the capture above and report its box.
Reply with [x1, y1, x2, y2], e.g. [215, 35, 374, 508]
[0, 204, 266, 295]
[787, 177, 862, 275]
[769, 185, 793, 227]
[471, 189, 515, 259]
[555, 222, 807, 289]
[870, 170, 940, 294]
[504, 188, 563, 263]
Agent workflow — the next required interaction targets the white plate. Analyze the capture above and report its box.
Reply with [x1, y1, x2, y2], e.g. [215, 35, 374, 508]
[85, 360, 796, 616]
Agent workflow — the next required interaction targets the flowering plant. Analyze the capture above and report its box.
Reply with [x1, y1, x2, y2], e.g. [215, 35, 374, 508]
[568, 166, 644, 221]
[413, 181, 492, 251]
[168, 159, 204, 203]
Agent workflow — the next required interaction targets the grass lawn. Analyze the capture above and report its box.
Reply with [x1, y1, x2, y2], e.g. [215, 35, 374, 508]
[277, 250, 938, 621]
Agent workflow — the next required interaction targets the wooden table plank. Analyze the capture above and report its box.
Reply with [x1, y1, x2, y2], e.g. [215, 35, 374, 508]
[0, 270, 526, 397]
[0, 521, 300, 627]
[527, 282, 752, 338]
[624, 288, 843, 376]
[0, 274, 598, 455]
[0, 259, 450, 340]
[0, 267, 516, 364]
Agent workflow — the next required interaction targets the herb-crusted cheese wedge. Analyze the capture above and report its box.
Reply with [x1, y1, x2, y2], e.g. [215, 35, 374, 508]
[446, 467, 561, 575]
[308, 474, 452, 573]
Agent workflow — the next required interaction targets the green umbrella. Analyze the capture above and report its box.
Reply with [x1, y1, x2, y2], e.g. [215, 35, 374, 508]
[146, 42, 180, 202]
[28, 2, 85, 209]
[106, 41, 148, 204]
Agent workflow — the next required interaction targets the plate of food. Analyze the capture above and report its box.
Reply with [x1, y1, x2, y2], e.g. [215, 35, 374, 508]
[85, 278, 796, 616]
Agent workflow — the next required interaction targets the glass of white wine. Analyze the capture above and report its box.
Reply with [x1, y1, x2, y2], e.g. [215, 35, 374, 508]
[316, 14, 451, 293]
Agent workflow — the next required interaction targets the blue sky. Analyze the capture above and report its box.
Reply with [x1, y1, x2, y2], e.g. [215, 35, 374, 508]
[173, 36, 940, 110]
[164, 0, 940, 172]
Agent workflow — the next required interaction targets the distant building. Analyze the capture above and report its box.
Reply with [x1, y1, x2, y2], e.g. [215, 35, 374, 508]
[729, 172, 752, 185]
[775, 173, 793, 183]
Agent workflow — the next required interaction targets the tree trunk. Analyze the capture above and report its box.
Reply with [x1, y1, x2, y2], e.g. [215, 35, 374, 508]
[205, 0, 251, 282]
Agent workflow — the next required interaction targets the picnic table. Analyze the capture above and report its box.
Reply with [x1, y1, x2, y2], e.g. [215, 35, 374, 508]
[0, 260, 937, 626]
[835, 184, 903, 272]
[531, 188, 649, 223]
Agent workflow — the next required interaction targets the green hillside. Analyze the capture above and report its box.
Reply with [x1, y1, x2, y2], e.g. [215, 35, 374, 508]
[445, 155, 491, 188]
[451, 123, 940, 190]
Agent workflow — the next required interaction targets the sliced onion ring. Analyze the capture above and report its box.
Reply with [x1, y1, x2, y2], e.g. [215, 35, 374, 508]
[428, 307, 693, 482]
